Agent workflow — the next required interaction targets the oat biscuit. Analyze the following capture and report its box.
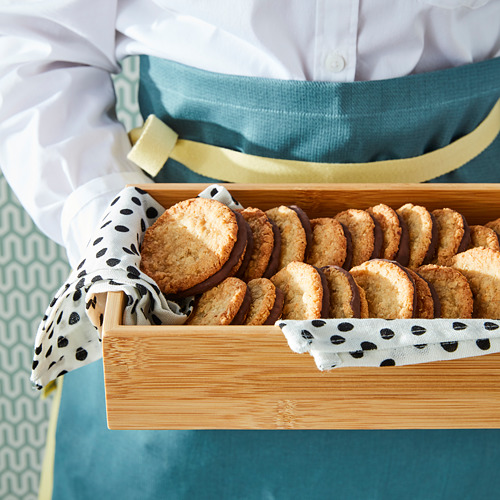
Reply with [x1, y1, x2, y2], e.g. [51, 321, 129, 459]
[485, 218, 500, 239]
[266, 206, 310, 270]
[431, 208, 470, 266]
[406, 269, 436, 319]
[321, 265, 368, 319]
[451, 247, 500, 319]
[235, 207, 275, 281]
[244, 278, 284, 325]
[350, 260, 417, 319]
[367, 204, 410, 266]
[271, 261, 328, 320]
[417, 264, 473, 318]
[469, 225, 500, 251]
[396, 203, 438, 268]
[140, 198, 247, 296]
[334, 209, 382, 269]
[306, 218, 347, 268]
[186, 277, 251, 325]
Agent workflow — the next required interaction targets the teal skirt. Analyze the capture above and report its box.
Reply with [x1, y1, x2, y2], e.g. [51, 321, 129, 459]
[52, 56, 500, 500]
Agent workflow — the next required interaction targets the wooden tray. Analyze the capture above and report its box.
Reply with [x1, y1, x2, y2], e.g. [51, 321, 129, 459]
[102, 183, 500, 430]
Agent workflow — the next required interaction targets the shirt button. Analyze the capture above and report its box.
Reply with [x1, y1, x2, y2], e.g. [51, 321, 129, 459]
[325, 52, 346, 73]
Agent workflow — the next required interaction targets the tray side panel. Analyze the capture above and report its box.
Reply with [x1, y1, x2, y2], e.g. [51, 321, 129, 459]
[103, 326, 500, 430]
[136, 183, 500, 224]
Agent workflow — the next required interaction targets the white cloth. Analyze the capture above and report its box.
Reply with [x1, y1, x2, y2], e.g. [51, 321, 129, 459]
[0, 1, 499, 265]
[278, 318, 500, 370]
[31, 183, 242, 389]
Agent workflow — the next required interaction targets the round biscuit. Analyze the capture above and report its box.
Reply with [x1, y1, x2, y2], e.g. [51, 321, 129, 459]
[469, 225, 500, 251]
[306, 218, 347, 268]
[266, 206, 307, 270]
[450, 247, 500, 319]
[140, 197, 239, 295]
[367, 204, 406, 262]
[350, 260, 416, 319]
[235, 208, 275, 281]
[334, 209, 377, 268]
[244, 278, 280, 325]
[406, 269, 435, 319]
[417, 264, 473, 319]
[321, 265, 363, 318]
[431, 208, 470, 266]
[270, 261, 324, 320]
[485, 218, 500, 238]
[186, 277, 249, 325]
[396, 203, 436, 268]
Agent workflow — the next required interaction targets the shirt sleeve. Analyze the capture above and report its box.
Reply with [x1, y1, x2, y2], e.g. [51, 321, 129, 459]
[0, 1, 152, 268]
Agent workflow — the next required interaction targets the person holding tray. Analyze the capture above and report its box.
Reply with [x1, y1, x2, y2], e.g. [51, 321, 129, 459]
[1, 2, 500, 499]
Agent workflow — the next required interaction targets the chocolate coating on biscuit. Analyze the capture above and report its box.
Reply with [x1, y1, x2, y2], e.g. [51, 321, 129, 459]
[263, 287, 285, 325]
[339, 223, 353, 271]
[313, 266, 331, 319]
[172, 211, 248, 298]
[456, 213, 471, 254]
[230, 286, 252, 325]
[394, 213, 410, 267]
[415, 271, 441, 318]
[289, 205, 313, 255]
[235, 219, 254, 280]
[369, 214, 384, 260]
[262, 220, 282, 279]
[422, 212, 439, 265]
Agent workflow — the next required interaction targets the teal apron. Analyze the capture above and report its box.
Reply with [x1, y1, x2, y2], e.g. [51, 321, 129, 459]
[52, 56, 500, 500]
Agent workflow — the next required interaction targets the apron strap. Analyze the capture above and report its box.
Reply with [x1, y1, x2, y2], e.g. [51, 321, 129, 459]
[128, 98, 500, 184]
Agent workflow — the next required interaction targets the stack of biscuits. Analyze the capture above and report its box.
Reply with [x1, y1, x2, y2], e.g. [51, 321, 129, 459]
[140, 197, 500, 325]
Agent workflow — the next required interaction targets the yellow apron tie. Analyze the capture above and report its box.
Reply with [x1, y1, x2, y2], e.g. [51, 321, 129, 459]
[128, 98, 500, 184]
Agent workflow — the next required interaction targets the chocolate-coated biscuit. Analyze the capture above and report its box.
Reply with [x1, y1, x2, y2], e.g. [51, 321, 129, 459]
[431, 208, 470, 266]
[321, 265, 368, 319]
[468, 225, 500, 251]
[306, 218, 347, 268]
[235, 207, 276, 281]
[266, 206, 310, 271]
[140, 198, 247, 296]
[417, 264, 473, 319]
[334, 209, 382, 269]
[186, 277, 251, 325]
[451, 247, 500, 319]
[244, 278, 284, 325]
[271, 261, 329, 320]
[350, 259, 417, 319]
[396, 203, 438, 268]
[485, 218, 500, 239]
[406, 268, 436, 319]
[367, 204, 410, 266]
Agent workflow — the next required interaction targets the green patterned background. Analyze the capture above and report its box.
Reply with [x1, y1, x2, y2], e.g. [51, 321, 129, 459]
[0, 56, 141, 500]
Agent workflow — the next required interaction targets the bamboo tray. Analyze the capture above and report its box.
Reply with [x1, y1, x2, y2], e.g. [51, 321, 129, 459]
[102, 183, 500, 430]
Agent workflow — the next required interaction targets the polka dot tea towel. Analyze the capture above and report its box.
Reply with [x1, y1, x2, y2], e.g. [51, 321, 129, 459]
[278, 318, 500, 370]
[31, 184, 242, 390]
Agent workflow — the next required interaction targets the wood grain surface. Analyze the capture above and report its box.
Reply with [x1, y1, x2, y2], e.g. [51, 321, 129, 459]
[103, 184, 500, 430]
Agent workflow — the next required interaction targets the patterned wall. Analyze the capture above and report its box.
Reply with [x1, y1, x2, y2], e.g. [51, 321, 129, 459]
[0, 56, 141, 500]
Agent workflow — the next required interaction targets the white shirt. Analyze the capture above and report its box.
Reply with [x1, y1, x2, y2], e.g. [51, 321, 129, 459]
[0, 0, 498, 266]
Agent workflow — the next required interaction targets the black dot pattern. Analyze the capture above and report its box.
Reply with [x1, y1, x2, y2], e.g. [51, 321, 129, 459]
[30, 185, 242, 390]
[277, 317, 500, 372]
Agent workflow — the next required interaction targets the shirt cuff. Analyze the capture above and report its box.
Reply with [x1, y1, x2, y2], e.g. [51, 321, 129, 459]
[61, 171, 153, 268]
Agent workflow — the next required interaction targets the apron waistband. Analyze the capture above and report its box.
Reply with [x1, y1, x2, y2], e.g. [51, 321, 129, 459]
[128, 97, 500, 184]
